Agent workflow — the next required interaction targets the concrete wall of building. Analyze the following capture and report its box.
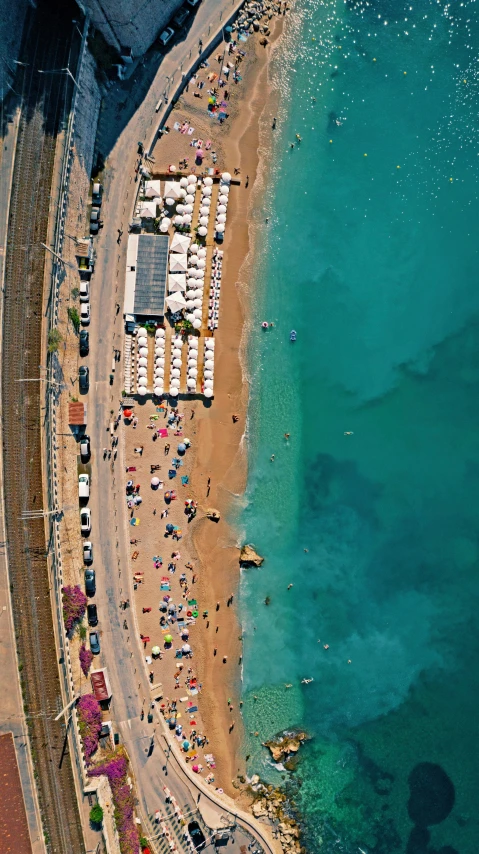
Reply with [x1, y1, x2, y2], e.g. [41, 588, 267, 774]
[79, 0, 190, 56]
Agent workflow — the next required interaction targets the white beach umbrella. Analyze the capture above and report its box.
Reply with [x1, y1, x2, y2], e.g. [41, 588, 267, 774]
[187, 377, 196, 388]
[176, 204, 185, 215]
[165, 198, 175, 206]
[186, 313, 195, 323]
[138, 386, 147, 396]
[139, 347, 148, 357]
[185, 193, 195, 204]
[189, 255, 198, 266]
[137, 327, 147, 336]
[217, 214, 226, 224]
[197, 248, 207, 259]
[170, 378, 180, 388]
[155, 346, 165, 356]
[204, 379, 214, 389]
[138, 376, 148, 387]
[193, 298, 202, 308]
[204, 387, 213, 398]
[180, 177, 188, 188]
[202, 195, 211, 205]
[186, 299, 195, 309]
[217, 204, 227, 214]
[200, 206, 210, 217]
[199, 216, 209, 227]
[193, 318, 202, 329]
[184, 204, 193, 214]
[138, 366, 147, 377]
[171, 368, 181, 378]
[172, 358, 182, 368]
[197, 258, 206, 269]
[138, 336, 147, 346]
[174, 215, 183, 225]
[190, 244, 199, 255]
[188, 358, 198, 368]
[216, 223, 225, 233]
[138, 357, 148, 367]
[203, 176, 213, 187]
[183, 214, 192, 224]
[170, 387, 179, 396]
[204, 369, 213, 379]
[202, 186, 212, 197]
[187, 175, 197, 185]
[218, 194, 228, 205]
[194, 288, 203, 299]
[205, 339, 215, 350]
[159, 220, 169, 232]
[220, 183, 230, 194]
[221, 171, 232, 183]
[198, 226, 207, 237]
[179, 188, 187, 199]
[154, 385, 163, 395]
[155, 367, 164, 376]
[189, 338, 199, 350]
[193, 309, 202, 319]
[156, 327, 166, 338]
[188, 368, 198, 378]
[194, 268, 204, 279]
[204, 359, 214, 369]
[172, 348, 182, 358]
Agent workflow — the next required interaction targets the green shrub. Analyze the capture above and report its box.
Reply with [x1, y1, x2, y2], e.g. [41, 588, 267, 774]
[71, 287, 79, 299]
[68, 307, 80, 333]
[48, 328, 62, 353]
[89, 803, 104, 825]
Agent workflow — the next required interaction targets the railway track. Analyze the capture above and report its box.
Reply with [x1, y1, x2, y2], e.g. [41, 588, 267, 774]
[1, 1, 85, 851]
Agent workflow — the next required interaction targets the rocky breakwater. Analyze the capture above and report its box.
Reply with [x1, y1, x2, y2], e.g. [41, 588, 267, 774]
[231, 0, 290, 44]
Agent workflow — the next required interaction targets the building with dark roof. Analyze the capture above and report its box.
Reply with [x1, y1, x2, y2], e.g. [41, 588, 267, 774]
[124, 234, 169, 319]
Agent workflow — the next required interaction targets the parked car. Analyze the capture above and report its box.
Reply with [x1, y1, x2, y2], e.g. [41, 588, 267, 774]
[90, 207, 100, 224]
[84, 567, 95, 595]
[79, 365, 89, 392]
[174, 6, 190, 27]
[80, 507, 91, 534]
[90, 221, 99, 235]
[92, 182, 103, 206]
[80, 301, 90, 325]
[79, 330, 89, 356]
[80, 434, 90, 461]
[89, 631, 101, 654]
[188, 822, 206, 851]
[159, 26, 174, 46]
[79, 473, 90, 500]
[79, 281, 90, 302]
[83, 541, 93, 564]
[87, 603, 98, 626]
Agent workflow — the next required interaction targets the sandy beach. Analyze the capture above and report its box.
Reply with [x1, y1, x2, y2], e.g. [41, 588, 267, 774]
[127, 7, 288, 799]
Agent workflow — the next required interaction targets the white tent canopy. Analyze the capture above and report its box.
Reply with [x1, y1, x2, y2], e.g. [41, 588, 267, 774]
[170, 232, 191, 254]
[144, 179, 162, 197]
[165, 292, 187, 313]
[138, 202, 157, 218]
[163, 180, 183, 201]
[168, 274, 186, 293]
[169, 253, 188, 273]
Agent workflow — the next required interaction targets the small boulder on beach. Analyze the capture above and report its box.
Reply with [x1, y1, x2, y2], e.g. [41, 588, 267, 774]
[239, 544, 264, 566]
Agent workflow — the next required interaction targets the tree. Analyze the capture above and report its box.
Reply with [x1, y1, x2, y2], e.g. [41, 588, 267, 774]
[47, 328, 62, 353]
[89, 803, 104, 825]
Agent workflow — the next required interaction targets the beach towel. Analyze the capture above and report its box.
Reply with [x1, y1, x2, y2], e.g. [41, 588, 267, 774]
[173, 121, 181, 131]
[168, 469, 177, 479]
[187, 705, 198, 713]
[181, 475, 189, 485]
[187, 127, 195, 135]
[127, 466, 137, 472]
[158, 428, 168, 438]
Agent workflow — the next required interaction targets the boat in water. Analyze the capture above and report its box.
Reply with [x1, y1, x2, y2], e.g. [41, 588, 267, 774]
[290, 330, 297, 342]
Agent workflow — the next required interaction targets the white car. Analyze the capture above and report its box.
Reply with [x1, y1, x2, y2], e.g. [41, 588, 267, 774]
[79, 473, 90, 500]
[80, 302, 91, 325]
[80, 281, 90, 302]
[159, 26, 174, 46]
[80, 508, 91, 534]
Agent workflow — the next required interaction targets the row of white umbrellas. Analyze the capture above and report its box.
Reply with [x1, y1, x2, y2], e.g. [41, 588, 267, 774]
[169, 334, 183, 397]
[186, 335, 199, 392]
[153, 326, 166, 396]
[203, 337, 215, 399]
[215, 179, 230, 235]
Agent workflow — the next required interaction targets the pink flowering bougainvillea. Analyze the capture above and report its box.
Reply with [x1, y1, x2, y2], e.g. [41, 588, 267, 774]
[62, 585, 87, 634]
[79, 643, 94, 676]
[77, 694, 102, 763]
[89, 752, 140, 854]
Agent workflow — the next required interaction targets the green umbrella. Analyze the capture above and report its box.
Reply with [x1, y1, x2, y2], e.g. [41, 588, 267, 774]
[164, 634, 173, 644]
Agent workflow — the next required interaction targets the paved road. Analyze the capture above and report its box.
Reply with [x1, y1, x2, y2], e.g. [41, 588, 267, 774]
[82, 2, 277, 852]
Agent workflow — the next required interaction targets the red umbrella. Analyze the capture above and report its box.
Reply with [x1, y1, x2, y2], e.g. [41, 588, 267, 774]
[124, 409, 133, 418]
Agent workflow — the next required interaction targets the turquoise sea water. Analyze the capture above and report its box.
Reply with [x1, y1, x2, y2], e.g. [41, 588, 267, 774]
[238, 2, 479, 853]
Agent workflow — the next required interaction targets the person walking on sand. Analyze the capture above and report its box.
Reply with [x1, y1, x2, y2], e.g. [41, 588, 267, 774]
[164, 443, 170, 455]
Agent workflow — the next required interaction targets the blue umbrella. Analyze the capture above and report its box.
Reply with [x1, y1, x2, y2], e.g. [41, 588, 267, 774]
[182, 740, 190, 750]
[177, 443, 186, 454]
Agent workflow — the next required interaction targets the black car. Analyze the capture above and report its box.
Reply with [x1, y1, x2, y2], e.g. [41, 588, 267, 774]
[80, 434, 91, 461]
[89, 631, 100, 654]
[188, 821, 206, 851]
[84, 568, 95, 596]
[79, 365, 89, 392]
[87, 603, 98, 626]
[79, 329, 89, 356]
